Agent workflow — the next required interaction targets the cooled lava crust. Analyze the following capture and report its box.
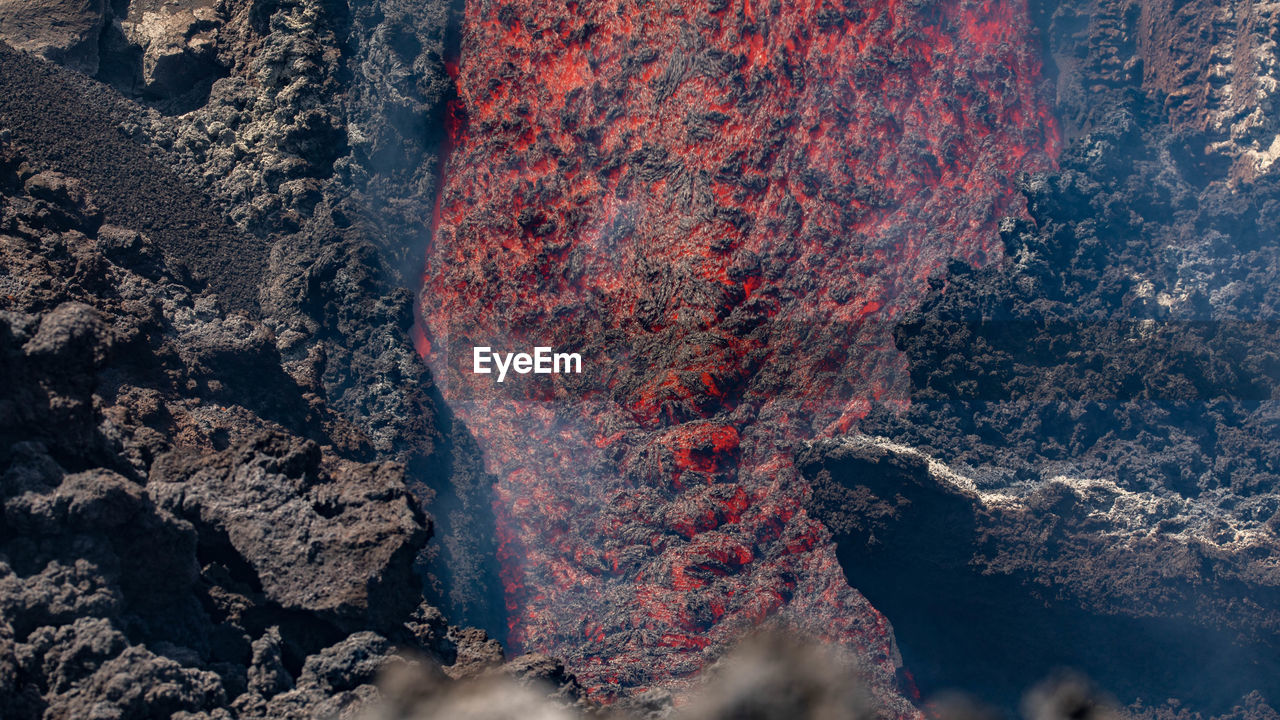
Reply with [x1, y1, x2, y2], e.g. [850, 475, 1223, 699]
[419, 0, 1058, 705]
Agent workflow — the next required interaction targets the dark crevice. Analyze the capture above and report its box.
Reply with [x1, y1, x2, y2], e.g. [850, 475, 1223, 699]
[410, 387, 508, 645]
[800, 444, 1280, 716]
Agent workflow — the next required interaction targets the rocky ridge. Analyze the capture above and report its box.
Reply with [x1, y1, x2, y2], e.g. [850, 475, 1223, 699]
[803, 435, 1280, 711]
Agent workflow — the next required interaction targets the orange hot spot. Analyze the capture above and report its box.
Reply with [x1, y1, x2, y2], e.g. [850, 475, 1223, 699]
[666, 424, 740, 475]
[660, 634, 711, 650]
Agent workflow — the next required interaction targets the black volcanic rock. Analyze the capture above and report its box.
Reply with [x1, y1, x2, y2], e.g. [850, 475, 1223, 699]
[812, 0, 1280, 711]
[836, 104, 1280, 717]
[0, 42, 264, 313]
[0, 0, 526, 714]
[4, 0, 509, 633]
[115, 0, 225, 99]
[40, 644, 227, 720]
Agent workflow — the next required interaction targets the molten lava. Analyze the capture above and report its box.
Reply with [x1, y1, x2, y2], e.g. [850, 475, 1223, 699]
[419, 0, 1057, 708]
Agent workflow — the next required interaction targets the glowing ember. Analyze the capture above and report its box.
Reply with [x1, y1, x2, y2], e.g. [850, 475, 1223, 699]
[420, 0, 1057, 707]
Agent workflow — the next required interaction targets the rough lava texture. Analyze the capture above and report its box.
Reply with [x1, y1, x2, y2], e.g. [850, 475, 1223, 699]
[420, 0, 1057, 704]
[5, 0, 1280, 716]
[58, 0, 507, 634]
[803, 436, 1280, 713]
[1030, 0, 1280, 180]
[149, 432, 427, 631]
[114, 0, 225, 101]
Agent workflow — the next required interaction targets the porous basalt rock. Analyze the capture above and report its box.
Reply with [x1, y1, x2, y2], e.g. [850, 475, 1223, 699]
[803, 435, 1280, 712]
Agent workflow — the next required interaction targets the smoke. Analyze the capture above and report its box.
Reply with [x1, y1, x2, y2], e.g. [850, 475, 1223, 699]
[676, 632, 875, 720]
[357, 633, 1156, 720]
[1021, 673, 1121, 720]
[362, 663, 577, 720]
[359, 631, 877, 720]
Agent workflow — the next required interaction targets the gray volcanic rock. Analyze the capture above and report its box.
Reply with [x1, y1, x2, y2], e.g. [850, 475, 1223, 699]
[128, 0, 506, 635]
[0, 43, 265, 312]
[296, 632, 392, 693]
[0, 0, 107, 74]
[41, 645, 227, 720]
[245, 626, 293, 697]
[502, 653, 586, 707]
[117, 0, 223, 97]
[18, 617, 128, 695]
[149, 432, 428, 630]
[444, 626, 504, 680]
[0, 107, 489, 719]
[2, 1, 514, 714]
[1, 0, 533, 717]
[250, 633, 394, 720]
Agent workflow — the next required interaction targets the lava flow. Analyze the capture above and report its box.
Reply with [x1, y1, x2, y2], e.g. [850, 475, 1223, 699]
[419, 0, 1057, 708]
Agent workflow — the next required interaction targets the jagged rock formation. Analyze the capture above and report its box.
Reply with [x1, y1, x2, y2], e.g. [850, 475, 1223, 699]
[1032, 0, 1280, 178]
[127, 0, 505, 633]
[69, 0, 503, 635]
[114, 0, 224, 100]
[0, 138, 383, 718]
[149, 433, 427, 631]
[0, 122, 546, 717]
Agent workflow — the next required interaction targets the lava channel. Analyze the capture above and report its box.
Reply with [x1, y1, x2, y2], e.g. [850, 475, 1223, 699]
[418, 0, 1058, 709]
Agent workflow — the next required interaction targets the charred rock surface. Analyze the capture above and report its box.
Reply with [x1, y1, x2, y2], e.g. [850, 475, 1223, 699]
[0, 42, 264, 313]
[149, 432, 428, 633]
[1029, 0, 1280, 180]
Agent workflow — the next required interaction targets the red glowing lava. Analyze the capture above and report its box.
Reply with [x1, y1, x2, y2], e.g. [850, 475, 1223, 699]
[419, 0, 1057, 709]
